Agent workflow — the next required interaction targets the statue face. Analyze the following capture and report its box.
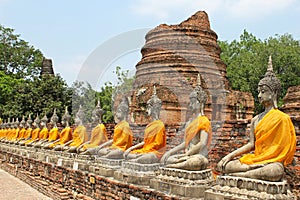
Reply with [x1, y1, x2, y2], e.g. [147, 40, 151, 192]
[115, 108, 124, 122]
[258, 85, 273, 107]
[75, 117, 82, 126]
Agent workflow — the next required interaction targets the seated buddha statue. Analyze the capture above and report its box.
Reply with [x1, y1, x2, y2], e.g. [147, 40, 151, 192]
[25, 114, 41, 146]
[19, 115, 33, 146]
[9, 118, 20, 143]
[82, 96, 133, 159]
[43, 109, 60, 149]
[33, 114, 49, 148]
[77, 100, 108, 154]
[14, 116, 26, 144]
[216, 56, 296, 182]
[161, 74, 211, 171]
[52, 107, 73, 150]
[124, 86, 166, 164]
[63, 105, 88, 153]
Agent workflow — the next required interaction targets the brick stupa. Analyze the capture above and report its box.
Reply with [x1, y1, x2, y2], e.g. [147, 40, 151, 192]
[130, 11, 254, 125]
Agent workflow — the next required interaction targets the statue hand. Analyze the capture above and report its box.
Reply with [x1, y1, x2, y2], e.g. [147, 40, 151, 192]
[160, 153, 169, 165]
[123, 149, 131, 159]
[216, 156, 231, 173]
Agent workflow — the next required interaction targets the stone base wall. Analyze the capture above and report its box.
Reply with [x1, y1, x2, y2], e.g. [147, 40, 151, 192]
[0, 152, 179, 200]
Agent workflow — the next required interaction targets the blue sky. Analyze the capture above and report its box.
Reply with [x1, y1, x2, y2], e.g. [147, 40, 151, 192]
[1, 0, 300, 89]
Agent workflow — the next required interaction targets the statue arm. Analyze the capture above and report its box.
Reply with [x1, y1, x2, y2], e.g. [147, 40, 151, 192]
[123, 142, 145, 158]
[160, 142, 185, 164]
[62, 140, 73, 146]
[217, 117, 256, 171]
[186, 130, 208, 156]
[97, 139, 113, 150]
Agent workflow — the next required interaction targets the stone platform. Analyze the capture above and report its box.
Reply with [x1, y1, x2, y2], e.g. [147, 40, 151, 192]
[204, 175, 295, 200]
[89, 157, 124, 177]
[151, 167, 214, 198]
[114, 161, 160, 186]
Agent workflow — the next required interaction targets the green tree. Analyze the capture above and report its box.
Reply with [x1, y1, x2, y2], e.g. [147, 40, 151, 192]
[220, 30, 300, 113]
[0, 24, 43, 79]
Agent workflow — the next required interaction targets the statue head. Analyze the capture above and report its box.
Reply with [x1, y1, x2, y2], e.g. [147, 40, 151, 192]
[61, 106, 71, 127]
[115, 96, 129, 123]
[258, 56, 281, 109]
[146, 86, 162, 120]
[14, 118, 19, 128]
[40, 114, 48, 128]
[20, 116, 26, 128]
[91, 100, 103, 124]
[33, 114, 40, 128]
[75, 105, 84, 126]
[26, 114, 33, 128]
[50, 109, 59, 127]
[188, 74, 207, 116]
[10, 118, 15, 128]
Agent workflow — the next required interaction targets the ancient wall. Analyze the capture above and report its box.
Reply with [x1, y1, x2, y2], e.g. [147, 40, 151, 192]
[130, 11, 254, 126]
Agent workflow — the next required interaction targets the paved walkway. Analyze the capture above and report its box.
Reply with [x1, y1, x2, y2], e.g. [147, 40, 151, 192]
[0, 169, 52, 200]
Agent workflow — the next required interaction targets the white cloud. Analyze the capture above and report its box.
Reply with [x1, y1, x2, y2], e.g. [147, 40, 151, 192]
[130, 0, 296, 21]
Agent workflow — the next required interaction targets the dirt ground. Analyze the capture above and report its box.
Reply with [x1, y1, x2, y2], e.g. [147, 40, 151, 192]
[0, 169, 52, 200]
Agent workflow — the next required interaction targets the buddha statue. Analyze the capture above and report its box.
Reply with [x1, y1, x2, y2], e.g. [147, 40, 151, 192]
[83, 96, 133, 159]
[25, 114, 41, 146]
[124, 86, 166, 164]
[19, 115, 33, 146]
[52, 106, 73, 150]
[33, 114, 49, 148]
[43, 109, 60, 149]
[9, 118, 20, 143]
[161, 74, 211, 170]
[15, 116, 26, 144]
[63, 105, 88, 153]
[216, 56, 296, 182]
[78, 100, 108, 154]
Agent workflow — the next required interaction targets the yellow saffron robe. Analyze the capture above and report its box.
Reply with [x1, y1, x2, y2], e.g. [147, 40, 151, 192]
[69, 125, 88, 147]
[23, 128, 32, 139]
[12, 128, 20, 141]
[81, 124, 108, 151]
[184, 115, 212, 148]
[240, 109, 296, 166]
[17, 128, 26, 140]
[48, 127, 59, 141]
[25, 128, 40, 145]
[131, 120, 166, 159]
[110, 120, 133, 151]
[49, 127, 72, 148]
[39, 127, 49, 140]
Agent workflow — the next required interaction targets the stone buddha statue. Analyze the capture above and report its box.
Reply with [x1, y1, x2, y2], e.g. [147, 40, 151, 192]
[124, 86, 166, 164]
[216, 56, 296, 182]
[9, 118, 20, 143]
[33, 114, 49, 148]
[19, 115, 33, 145]
[15, 116, 26, 144]
[64, 105, 88, 153]
[83, 96, 133, 159]
[52, 106, 73, 150]
[43, 109, 60, 149]
[161, 74, 211, 170]
[25, 114, 41, 146]
[78, 100, 108, 154]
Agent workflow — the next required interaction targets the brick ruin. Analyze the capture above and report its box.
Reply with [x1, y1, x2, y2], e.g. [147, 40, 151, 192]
[0, 11, 299, 199]
[130, 11, 254, 126]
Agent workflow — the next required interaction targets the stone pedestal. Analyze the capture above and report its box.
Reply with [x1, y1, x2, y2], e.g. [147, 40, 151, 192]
[89, 157, 124, 177]
[204, 175, 295, 200]
[150, 167, 213, 198]
[114, 161, 160, 186]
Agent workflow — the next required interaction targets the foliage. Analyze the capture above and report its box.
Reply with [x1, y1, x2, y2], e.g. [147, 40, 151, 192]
[220, 30, 300, 114]
[0, 24, 43, 79]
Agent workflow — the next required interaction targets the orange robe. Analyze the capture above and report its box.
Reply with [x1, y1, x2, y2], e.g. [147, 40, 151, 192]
[184, 115, 211, 148]
[17, 128, 26, 140]
[110, 120, 133, 151]
[69, 125, 88, 147]
[81, 124, 108, 151]
[131, 120, 166, 159]
[23, 128, 32, 139]
[25, 128, 40, 145]
[12, 128, 20, 141]
[48, 127, 59, 141]
[39, 127, 49, 140]
[49, 127, 72, 148]
[240, 109, 296, 166]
